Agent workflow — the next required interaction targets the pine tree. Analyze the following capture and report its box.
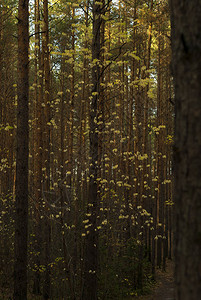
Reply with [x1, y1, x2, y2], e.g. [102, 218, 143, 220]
[170, 0, 201, 299]
[13, 0, 29, 298]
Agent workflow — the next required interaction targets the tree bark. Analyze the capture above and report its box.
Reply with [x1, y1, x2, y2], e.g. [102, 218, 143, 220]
[83, 1, 102, 299]
[170, 1, 201, 299]
[42, 0, 51, 297]
[13, 0, 29, 298]
[32, 0, 43, 294]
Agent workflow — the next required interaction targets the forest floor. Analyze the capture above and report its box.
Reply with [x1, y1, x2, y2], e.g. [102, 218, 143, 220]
[0, 260, 175, 299]
[133, 259, 175, 300]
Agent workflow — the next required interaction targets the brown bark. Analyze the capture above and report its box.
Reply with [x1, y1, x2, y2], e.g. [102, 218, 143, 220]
[13, 0, 29, 298]
[170, 1, 201, 299]
[32, 0, 43, 294]
[83, 1, 102, 299]
[42, 0, 51, 298]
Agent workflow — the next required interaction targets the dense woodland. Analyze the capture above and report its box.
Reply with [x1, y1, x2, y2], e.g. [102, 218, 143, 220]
[0, 0, 175, 299]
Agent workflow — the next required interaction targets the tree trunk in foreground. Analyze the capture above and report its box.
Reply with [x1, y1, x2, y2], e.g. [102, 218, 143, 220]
[170, 1, 201, 299]
[13, 0, 29, 299]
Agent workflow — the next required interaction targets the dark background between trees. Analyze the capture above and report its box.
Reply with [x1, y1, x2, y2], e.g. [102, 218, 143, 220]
[2, 0, 199, 299]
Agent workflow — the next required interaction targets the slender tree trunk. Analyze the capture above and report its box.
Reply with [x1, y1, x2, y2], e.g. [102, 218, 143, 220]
[170, 1, 201, 299]
[83, 1, 102, 299]
[33, 0, 43, 294]
[42, 0, 51, 298]
[0, 5, 2, 128]
[13, 0, 29, 298]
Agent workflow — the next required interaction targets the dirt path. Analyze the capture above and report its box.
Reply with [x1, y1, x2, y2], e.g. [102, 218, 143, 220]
[134, 260, 175, 300]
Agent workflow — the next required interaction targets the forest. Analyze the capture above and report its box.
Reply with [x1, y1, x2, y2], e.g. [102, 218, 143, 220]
[1, 0, 200, 299]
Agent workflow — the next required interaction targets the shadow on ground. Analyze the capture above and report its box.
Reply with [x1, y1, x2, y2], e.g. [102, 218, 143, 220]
[133, 260, 175, 300]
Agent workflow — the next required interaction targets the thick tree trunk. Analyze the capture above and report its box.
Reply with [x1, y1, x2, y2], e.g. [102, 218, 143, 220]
[13, 0, 29, 299]
[170, 1, 201, 299]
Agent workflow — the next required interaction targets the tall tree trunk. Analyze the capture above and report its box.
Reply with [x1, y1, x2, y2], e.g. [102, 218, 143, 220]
[13, 0, 29, 298]
[83, 1, 102, 299]
[170, 1, 201, 299]
[33, 0, 43, 294]
[42, 0, 51, 298]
